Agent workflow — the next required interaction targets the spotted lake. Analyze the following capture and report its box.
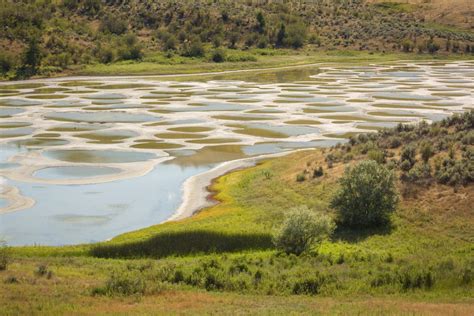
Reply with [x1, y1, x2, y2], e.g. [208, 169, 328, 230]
[0, 61, 472, 245]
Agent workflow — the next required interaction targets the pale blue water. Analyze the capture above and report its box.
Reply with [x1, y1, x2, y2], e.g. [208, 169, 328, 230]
[0, 162, 213, 245]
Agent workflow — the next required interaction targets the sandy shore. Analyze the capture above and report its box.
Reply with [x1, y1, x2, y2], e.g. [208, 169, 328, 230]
[166, 149, 307, 222]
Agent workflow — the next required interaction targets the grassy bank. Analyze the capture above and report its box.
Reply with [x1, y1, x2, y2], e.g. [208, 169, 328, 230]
[3, 112, 473, 314]
[70, 49, 474, 77]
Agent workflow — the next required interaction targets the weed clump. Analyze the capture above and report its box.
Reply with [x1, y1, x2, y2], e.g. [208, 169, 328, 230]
[273, 206, 335, 255]
[93, 271, 147, 297]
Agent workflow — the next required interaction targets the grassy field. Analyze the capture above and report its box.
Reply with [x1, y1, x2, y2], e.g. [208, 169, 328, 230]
[3, 113, 473, 314]
[67, 49, 474, 77]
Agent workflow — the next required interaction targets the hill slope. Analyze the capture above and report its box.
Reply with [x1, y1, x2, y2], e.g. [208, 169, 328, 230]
[1, 0, 473, 79]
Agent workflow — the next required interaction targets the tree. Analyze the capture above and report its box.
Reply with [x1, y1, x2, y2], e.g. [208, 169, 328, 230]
[276, 24, 286, 47]
[331, 160, 398, 228]
[24, 39, 42, 71]
[16, 39, 42, 78]
[273, 206, 335, 255]
[256, 11, 265, 33]
[211, 48, 226, 62]
[182, 39, 205, 57]
[286, 23, 306, 48]
[164, 35, 177, 51]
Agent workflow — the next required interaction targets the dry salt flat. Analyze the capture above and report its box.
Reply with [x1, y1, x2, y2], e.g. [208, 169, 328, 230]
[0, 61, 472, 245]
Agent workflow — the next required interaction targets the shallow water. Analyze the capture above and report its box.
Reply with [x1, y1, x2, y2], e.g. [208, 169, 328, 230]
[0, 61, 472, 245]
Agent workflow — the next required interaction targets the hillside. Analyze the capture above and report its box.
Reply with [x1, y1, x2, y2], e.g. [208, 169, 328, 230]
[369, 0, 474, 30]
[3, 111, 473, 314]
[1, 0, 473, 79]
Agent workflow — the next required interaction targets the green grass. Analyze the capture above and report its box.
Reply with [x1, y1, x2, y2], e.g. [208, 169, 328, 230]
[69, 49, 474, 78]
[4, 113, 474, 314]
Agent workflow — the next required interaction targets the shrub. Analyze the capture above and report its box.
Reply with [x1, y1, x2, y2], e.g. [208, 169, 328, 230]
[4, 275, 18, 284]
[35, 264, 49, 277]
[367, 149, 386, 164]
[434, 158, 473, 186]
[273, 206, 335, 255]
[402, 162, 432, 184]
[211, 48, 226, 63]
[93, 271, 146, 296]
[292, 274, 326, 295]
[182, 40, 205, 57]
[296, 173, 305, 182]
[400, 145, 416, 170]
[331, 160, 398, 228]
[285, 23, 306, 48]
[100, 15, 127, 35]
[313, 166, 323, 178]
[0, 243, 10, 271]
[399, 268, 435, 291]
[420, 142, 434, 163]
[0, 52, 15, 76]
[164, 35, 177, 51]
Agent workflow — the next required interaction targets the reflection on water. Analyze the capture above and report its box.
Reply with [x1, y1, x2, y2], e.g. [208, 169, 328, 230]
[0, 61, 472, 245]
[34, 166, 121, 180]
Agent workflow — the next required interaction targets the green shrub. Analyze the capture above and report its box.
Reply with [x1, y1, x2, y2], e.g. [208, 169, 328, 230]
[93, 270, 147, 296]
[331, 160, 398, 228]
[0, 52, 15, 76]
[285, 23, 306, 49]
[399, 268, 434, 291]
[367, 149, 386, 164]
[313, 166, 323, 178]
[402, 162, 432, 184]
[0, 243, 10, 271]
[400, 145, 416, 170]
[100, 14, 127, 35]
[4, 275, 18, 284]
[35, 264, 49, 277]
[211, 48, 226, 63]
[182, 40, 205, 57]
[420, 142, 434, 163]
[434, 158, 473, 186]
[292, 273, 326, 295]
[273, 206, 335, 255]
[296, 173, 305, 182]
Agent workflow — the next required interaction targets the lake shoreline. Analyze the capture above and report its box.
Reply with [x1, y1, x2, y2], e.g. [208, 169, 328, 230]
[166, 149, 312, 223]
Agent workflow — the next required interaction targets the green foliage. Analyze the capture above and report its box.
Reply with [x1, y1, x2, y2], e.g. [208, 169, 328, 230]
[331, 160, 398, 228]
[256, 12, 265, 33]
[400, 145, 416, 171]
[420, 141, 434, 163]
[0, 52, 15, 76]
[402, 162, 432, 184]
[211, 49, 226, 63]
[0, 243, 10, 271]
[434, 157, 473, 186]
[313, 166, 324, 178]
[273, 206, 335, 255]
[100, 15, 127, 35]
[182, 40, 205, 57]
[296, 173, 306, 182]
[285, 23, 307, 49]
[367, 149, 386, 164]
[15, 39, 42, 79]
[93, 270, 147, 296]
[276, 24, 286, 47]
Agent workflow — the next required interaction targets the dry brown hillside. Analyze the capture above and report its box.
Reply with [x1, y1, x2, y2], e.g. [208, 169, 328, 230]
[368, 0, 474, 30]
